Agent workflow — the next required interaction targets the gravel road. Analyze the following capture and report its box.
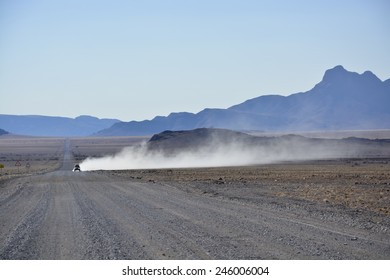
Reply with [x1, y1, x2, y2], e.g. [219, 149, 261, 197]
[0, 142, 389, 259]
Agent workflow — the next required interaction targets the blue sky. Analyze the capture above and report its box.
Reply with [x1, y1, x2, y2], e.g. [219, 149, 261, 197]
[0, 0, 389, 121]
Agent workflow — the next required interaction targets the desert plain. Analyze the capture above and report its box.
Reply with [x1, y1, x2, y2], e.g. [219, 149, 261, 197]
[0, 131, 389, 259]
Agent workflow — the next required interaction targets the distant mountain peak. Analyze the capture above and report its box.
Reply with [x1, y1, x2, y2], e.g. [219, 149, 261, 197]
[362, 70, 381, 83]
[322, 65, 351, 83]
[320, 65, 382, 88]
[75, 115, 98, 120]
[330, 65, 346, 72]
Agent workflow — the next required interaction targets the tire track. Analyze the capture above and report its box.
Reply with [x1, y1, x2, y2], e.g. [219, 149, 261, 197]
[75, 181, 211, 259]
[73, 182, 148, 259]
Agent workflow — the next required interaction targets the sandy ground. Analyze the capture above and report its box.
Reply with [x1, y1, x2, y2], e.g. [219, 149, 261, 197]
[0, 133, 389, 259]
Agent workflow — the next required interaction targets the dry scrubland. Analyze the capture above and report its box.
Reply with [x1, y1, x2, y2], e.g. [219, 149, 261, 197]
[0, 137, 65, 180]
[105, 160, 390, 216]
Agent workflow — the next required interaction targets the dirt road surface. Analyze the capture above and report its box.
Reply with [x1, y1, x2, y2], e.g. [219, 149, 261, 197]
[0, 140, 389, 259]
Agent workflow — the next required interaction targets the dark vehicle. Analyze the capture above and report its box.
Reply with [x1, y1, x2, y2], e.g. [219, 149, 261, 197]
[73, 164, 81, 172]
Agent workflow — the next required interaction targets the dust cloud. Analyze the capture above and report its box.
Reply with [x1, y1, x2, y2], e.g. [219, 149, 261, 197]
[80, 134, 357, 171]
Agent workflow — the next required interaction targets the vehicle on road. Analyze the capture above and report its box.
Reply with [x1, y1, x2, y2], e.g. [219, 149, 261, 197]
[73, 164, 81, 172]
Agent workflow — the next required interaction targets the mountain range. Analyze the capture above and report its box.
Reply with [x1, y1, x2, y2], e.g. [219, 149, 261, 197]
[96, 65, 390, 136]
[1, 65, 389, 137]
[0, 115, 119, 137]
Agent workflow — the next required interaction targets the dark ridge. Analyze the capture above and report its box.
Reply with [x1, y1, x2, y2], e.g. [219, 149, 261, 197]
[0, 128, 9, 136]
